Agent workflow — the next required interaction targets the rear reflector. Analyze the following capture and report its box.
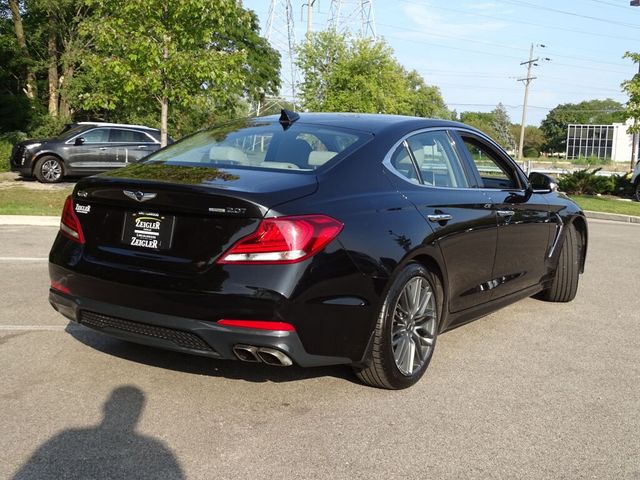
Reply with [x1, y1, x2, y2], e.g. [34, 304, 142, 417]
[60, 196, 85, 244]
[50, 281, 71, 294]
[217, 319, 296, 332]
[217, 215, 343, 264]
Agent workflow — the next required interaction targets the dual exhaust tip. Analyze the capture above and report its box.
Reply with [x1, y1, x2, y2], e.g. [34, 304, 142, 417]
[233, 344, 293, 367]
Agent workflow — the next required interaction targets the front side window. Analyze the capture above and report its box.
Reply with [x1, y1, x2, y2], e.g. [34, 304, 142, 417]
[144, 120, 369, 172]
[460, 136, 520, 189]
[80, 128, 110, 144]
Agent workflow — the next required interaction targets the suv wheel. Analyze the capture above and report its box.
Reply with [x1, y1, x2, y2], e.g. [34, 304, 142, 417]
[34, 156, 65, 183]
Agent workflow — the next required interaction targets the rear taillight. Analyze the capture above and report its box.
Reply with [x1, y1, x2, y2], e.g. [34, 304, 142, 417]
[217, 319, 296, 331]
[60, 196, 85, 244]
[217, 215, 343, 264]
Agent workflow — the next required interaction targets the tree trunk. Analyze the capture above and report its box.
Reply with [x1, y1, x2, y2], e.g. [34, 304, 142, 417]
[160, 97, 168, 147]
[47, 19, 59, 117]
[58, 65, 74, 119]
[8, 0, 37, 100]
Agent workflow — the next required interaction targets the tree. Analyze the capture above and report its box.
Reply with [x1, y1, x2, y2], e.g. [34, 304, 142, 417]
[511, 124, 545, 157]
[79, 0, 280, 145]
[491, 103, 516, 152]
[540, 99, 627, 153]
[296, 31, 449, 118]
[621, 52, 640, 136]
[459, 111, 499, 142]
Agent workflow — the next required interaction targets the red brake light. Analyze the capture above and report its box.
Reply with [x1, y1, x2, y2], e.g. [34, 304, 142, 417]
[50, 281, 71, 294]
[217, 319, 296, 331]
[60, 196, 85, 244]
[217, 215, 343, 264]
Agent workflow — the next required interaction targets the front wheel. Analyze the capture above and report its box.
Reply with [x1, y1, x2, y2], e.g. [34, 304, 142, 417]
[34, 156, 65, 183]
[537, 224, 580, 302]
[354, 263, 442, 389]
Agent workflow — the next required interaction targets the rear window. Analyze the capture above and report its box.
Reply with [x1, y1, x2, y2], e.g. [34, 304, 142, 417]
[144, 119, 371, 172]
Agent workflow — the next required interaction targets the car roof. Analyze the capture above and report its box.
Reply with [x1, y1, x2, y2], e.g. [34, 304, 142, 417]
[75, 122, 158, 131]
[258, 112, 471, 135]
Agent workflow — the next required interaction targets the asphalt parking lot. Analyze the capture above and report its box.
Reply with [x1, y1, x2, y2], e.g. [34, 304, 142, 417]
[1, 220, 639, 479]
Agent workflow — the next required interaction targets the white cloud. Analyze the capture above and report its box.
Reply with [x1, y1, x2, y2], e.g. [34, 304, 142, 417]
[398, 2, 507, 40]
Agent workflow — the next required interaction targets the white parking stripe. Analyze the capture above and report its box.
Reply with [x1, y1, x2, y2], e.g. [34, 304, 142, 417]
[0, 325, 79, 331]
[0, 257, 48, 261]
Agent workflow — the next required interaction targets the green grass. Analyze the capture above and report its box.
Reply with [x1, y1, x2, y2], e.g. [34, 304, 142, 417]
[0, 186, 72, 215]
[569, 195, 640, 217]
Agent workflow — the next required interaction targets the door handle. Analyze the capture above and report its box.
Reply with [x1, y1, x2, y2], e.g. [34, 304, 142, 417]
[427, 213, 453, 223]
[99, 147, 108, 151]
[497, 210, 515, 217]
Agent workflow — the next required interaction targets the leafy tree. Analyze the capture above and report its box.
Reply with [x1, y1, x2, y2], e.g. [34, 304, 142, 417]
[540, 99, 626, 152]
[491, 103, 516, 152]
[621, 52, 640, 137]
[510, 124, 545, 157]
[296, 31, 449, 118]
[459, 111, 499, 142]
[78, 0, 280, 145]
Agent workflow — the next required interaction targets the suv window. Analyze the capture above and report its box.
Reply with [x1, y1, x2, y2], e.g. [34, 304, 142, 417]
[110, 129, 153, 143]
[461, 136, 520, 189]
[80, 128, 109, 143]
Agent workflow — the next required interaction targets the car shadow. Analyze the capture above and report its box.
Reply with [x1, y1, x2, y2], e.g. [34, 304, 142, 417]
[66, 324, 356, 385]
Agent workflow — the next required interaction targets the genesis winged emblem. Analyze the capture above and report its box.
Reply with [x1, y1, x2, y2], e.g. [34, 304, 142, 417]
[123, 190, 157, 202]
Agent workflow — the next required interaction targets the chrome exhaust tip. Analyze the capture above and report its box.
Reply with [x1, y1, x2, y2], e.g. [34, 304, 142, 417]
[233, 344, 260, 362]
[256, 347, 293, 367]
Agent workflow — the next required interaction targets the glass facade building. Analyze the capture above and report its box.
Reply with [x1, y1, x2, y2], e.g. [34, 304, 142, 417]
[566, 124, 614, 161]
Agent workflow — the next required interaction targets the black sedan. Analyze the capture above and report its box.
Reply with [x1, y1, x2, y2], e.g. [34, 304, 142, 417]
[48, 111, 587, 389]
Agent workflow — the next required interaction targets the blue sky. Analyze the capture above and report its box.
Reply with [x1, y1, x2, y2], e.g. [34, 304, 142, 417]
[242, 0, 640, 125]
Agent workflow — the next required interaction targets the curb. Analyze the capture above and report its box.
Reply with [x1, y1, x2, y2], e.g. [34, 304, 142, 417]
[584, 210, 640, 224]
[1, 211, 639, 227]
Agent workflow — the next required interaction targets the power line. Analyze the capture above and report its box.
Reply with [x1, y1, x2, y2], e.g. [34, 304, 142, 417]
[496, 0, 640, 30]
[396, 0, 640, 43]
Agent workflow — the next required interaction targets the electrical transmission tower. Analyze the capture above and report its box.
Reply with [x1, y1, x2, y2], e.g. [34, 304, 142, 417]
[328, 0, 376, 39]
[261, 0, 299, 114]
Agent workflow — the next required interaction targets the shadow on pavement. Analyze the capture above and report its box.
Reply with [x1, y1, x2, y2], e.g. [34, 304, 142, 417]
[67, 324, 356, 385]
[12, 386, 184, 480]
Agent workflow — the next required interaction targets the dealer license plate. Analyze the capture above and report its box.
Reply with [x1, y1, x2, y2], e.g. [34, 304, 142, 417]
[121, 212, 175, 250]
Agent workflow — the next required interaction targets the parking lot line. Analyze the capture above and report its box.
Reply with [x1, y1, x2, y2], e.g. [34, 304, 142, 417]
[0, 257, 48, 261]
[0, 325, 74, 331]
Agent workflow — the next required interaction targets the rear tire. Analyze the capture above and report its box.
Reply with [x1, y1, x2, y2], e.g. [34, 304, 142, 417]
[34, 155, 65, 183]
[354, 263, 442, 390]
[538, 224, 580, 302]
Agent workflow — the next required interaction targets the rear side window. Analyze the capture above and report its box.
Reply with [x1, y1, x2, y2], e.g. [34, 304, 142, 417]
[145, 120, 370, 172]
[110, 129, 154, 143]
[386, 131, 469, 188]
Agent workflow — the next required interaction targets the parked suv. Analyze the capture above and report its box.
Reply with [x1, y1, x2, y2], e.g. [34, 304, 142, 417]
[633, 160, 640, 201]
[9, 122, 165, 183]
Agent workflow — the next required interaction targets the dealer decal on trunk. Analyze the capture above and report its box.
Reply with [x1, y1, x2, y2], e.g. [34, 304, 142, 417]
[121, 211, 175, 250]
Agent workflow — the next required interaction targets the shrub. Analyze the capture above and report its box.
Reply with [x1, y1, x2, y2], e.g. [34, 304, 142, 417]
[611, 172, 634, 197]
[558, 168, 615, 195]
[570, 155, 611, 166]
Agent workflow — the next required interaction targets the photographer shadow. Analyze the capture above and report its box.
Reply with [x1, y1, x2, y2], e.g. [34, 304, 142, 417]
[13, 386, 184, 480]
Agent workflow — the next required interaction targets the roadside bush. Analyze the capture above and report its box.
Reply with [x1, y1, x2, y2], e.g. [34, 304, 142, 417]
[558, 168, 615, 195]
[611, 172, 634, 197]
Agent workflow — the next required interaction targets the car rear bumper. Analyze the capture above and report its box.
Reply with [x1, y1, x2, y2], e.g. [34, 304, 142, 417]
[49, 288, 352, 368]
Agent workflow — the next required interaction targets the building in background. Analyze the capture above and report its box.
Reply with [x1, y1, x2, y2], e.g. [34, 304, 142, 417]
[566, 119, 635, 163]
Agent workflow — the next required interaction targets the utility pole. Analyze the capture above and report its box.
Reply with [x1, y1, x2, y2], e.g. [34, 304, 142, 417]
[328, 0, 377, 38]
[302, 0, 317, 34]
[517, 43, 549, 173]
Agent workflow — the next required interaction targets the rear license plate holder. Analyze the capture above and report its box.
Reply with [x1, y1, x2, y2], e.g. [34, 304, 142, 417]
[121, 211, 175, 251]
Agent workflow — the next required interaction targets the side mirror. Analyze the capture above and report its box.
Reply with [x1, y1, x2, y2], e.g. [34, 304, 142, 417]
[74, 137, 85, 146]
[529, 172, 558, 193]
